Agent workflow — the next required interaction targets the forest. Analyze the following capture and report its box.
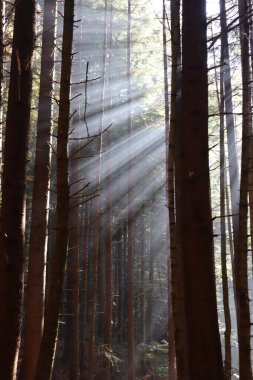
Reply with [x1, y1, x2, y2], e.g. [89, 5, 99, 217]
[0, 0, 252, 379]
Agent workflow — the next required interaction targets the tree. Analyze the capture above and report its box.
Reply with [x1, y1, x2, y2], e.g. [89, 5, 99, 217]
[235, 1, 252, 378]
[127, 1, 135, 379]
[174, 0, 224, 377]
[22, 1, 56, 378]
[0, 0, 36, 377]
[35, 0, 75, 377]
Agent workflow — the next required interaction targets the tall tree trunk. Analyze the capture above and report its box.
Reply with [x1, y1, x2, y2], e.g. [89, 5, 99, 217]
[167, 0, 184, 378]
[117, 224, 124, 341]
[80, 203, 90, 380]
[127, 1, 135, 378]
[140, 210, 146, 343]
[23, 1, 56, 378]
[174, 0, 224, 377]
[248, 0, 253, 277]
[87, 2, 108, 378]
[219, 55, 232, 380]
[0, 1, 35, 378]
[104, 1, 113, 378]
[0, 0, 4, 193]
[235, 1, 252, 378]
[145, 212, 154, 344]
[68, 143, 80, 380]
[35, 0, 75, 377]
[219, 0, 240, 272]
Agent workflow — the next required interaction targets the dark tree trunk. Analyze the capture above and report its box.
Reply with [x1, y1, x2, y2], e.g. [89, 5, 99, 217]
[167, 0, 184, 378]
[235, 1, 252, 377]
[80, 204, 90, 380]
[68, 143, 80, 380]
[127, 1, 135, 379]
[0, 1, 35, 378]
[104, 2, 113, 378]
[219, 0, 240, 275]
[23, 1, 56, 378]
[35, 0, 75, 377]
[0, 0, 4, 187]
[174, 0, 224, 378]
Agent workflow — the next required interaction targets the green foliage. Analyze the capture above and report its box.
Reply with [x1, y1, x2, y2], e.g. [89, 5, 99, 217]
[136, 340, 168, 379]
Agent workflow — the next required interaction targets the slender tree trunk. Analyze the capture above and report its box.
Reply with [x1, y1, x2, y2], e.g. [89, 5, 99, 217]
[167, 0, 183, 378]
[35, 0, 75, 377]
[0, 0, 4, 192]
[68, 143, 80, 380]
[117, 224, 124, 341]
[248, 0, 253, 277]
[235, 1, 252, 377]
[140, 210, 146, 343]
[87, 2, 108, 378]
[145, 212, 153, 343]
[104, 2, 113, 378]
[23, 2, 56, 378]
[0, 1, 35, 378]
[80, 203, 90, 380]
[174, 0, 224, 377]
[219, 0, 240, 270]
[127, 1, 135, 378]
[219, 55, 232, 380]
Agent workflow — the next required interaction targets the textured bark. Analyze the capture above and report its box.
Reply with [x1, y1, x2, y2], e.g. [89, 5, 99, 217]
[127, 1, 135, 379]
[104, 2, 113, 378]
[0, 1, 35, 378]
[87, 2, 108, 378]
[219, 0, 240, 268]
[167, 0, 184, 378]
[35, 0, 74, 378]
[235, 1, 252, 378]
[140, 211, 146, 343]
[117, 225, 124, 342]
[145, 215, 154, 344]
[23, 1, 56, 378]
[68, 144, 80, 380]
[174, 0, 224, 378]
[80, 204, 90, 380]
[0, 0, 4, 191]
[219, 57, 232, 380]
[248, 0, 253, 280]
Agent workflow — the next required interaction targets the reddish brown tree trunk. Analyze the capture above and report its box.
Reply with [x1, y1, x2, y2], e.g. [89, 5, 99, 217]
[235, 1, 252, 377]
[23, 1, 56, 378]
[68, 143, 80, 380]
[104, 3, 113, 377]
[166, 0, 181, 377]
[174, 0, 224, 377]
[127, 1, 135, 379]
[0, 1, 35, 378]
[35, 0, 75, 377]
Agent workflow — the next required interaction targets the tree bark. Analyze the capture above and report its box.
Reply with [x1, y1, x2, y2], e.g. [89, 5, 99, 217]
[235, 1, 252, 377]
[219, 0, 240, 274]
[104, 2, 113, 378]
[0, 1, 35, 378]
[174, 0, 224, 377]
[23, 1, 56, 378]
[219, 54, 232, 380]
[127, 1, 135, 379]
[68, 143, 80, 380]
[167, 0, 185, 378]
[35, 0, 75, 377]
